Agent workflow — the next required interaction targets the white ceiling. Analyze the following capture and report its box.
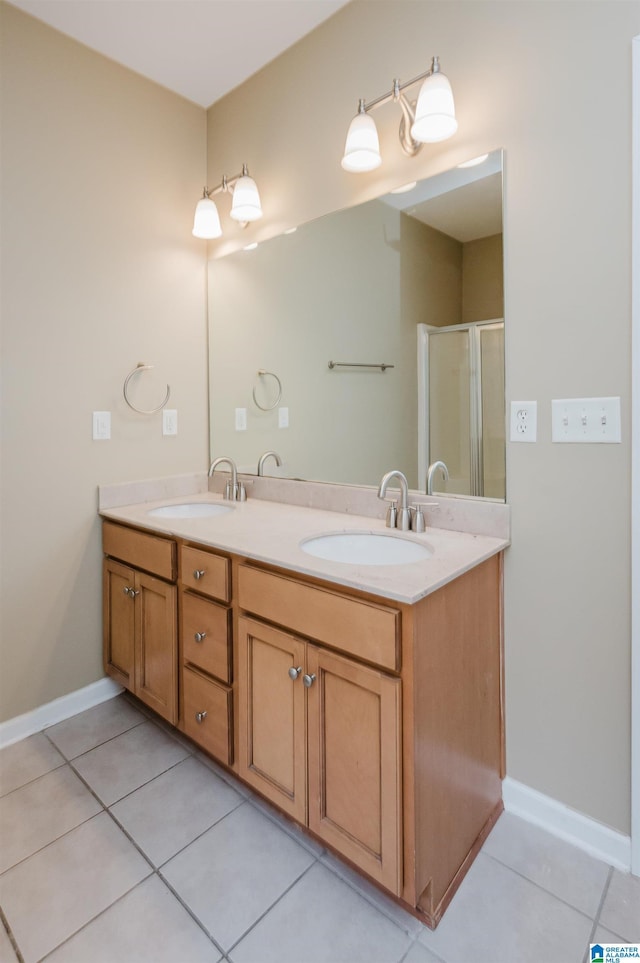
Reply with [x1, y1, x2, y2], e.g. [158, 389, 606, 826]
[7, 0, 351, 107]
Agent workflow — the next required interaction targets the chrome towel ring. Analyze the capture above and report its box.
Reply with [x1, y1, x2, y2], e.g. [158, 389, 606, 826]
[123, 363, 171, 415]
[252, 369, 282, 411]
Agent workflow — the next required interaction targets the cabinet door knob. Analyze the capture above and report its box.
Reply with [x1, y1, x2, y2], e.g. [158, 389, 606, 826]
[195, 711, 208, 723]
[302, 673, 316, 688]
[123, 586, 133, 597]
[130, 589, 140, 597]
[288, 666, 302, 680]
[193, 569, 206, 580]
[194, 632, 207, 643]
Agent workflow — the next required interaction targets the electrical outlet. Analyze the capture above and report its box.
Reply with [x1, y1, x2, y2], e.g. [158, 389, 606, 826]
[162, 409, 178, 436]
[235, 407, 247, 431]
[510, 401, 537, 442]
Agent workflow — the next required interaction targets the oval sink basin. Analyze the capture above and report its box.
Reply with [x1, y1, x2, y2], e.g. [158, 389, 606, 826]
[300, 532, 433, 566]
[147, 502, 233, 519]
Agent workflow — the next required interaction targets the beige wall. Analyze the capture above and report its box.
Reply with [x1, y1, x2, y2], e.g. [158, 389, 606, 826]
[462, 233, 504, 324]
[207, 0, 640, 834]
[0, 4, 208, 720]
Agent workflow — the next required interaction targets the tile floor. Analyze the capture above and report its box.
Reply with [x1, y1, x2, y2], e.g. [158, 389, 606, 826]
[0, 694, 638, 963]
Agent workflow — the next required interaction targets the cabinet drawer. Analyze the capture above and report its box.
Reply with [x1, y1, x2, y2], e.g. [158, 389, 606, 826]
[181, 545, 230, 603]
[103, 521, 175, 581]
[181, 592, 231, 683]
[182, 667, 233, 765]
[238, 565, 400, 672]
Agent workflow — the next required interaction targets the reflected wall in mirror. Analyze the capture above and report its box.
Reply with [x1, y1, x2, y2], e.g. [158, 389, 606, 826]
[208, 149, 504, 499]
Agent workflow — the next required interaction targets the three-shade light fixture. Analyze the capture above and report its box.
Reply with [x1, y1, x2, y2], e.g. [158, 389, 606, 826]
[192, 164, 262, 239]
[341, 56, 457, 173]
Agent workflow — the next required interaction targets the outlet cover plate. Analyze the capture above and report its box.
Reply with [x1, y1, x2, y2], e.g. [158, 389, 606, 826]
[510, 401, 537, 442]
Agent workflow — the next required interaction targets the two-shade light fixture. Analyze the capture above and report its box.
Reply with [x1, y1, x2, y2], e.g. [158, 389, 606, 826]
[341, 56, 457, 173]
[192, 164, 262, 239]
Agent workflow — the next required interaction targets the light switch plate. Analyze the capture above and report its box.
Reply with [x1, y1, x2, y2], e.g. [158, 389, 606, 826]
[162, 409, 178, 436]
[92, 411, 111, 440]
[235, 408, 247, 431]
[551, 397, 621, 442]
[278, 407, 289, 428]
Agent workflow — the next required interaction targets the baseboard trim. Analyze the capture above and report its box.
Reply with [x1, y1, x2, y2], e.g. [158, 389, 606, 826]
[0, 678, 124, 749]
[503, 776, 631, 871]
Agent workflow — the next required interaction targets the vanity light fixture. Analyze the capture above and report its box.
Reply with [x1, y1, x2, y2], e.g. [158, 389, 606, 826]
[341, 56, 457, 173]
[192, 164, 262, 239]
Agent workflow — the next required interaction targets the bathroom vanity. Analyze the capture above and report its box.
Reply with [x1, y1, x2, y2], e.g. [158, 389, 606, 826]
[100, 481, 508, 928]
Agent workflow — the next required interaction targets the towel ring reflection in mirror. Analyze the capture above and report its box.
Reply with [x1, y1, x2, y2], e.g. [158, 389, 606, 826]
[123, 363, 171, 415]
[252, 369, 282, 411]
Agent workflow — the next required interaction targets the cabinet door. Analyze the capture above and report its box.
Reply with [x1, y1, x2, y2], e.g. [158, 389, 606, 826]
[134, 572, 177, 725]
[237, 617, 306, 822]
[103, 558, 135, 689]
[307, 646, 402, 895]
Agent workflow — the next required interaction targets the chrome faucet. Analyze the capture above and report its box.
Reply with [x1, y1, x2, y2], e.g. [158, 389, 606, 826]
[378, 469, 411, 531]
[426, 460, 449, 495]
[257, 450, 282, 476]
[208, 456, 245, 501]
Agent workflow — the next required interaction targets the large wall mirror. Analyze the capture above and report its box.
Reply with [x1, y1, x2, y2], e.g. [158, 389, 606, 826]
[208, 149, 505, 500]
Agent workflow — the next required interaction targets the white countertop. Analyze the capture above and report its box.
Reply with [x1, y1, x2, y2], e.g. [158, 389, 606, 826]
[100, 492, 508, 604]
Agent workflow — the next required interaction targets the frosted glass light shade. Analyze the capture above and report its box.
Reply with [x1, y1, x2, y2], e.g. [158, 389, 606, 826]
[341, 111, 381, 172]
[410, 70, 458, 143]
[230, 175, 263, 222]
[192, 196, 222, 239]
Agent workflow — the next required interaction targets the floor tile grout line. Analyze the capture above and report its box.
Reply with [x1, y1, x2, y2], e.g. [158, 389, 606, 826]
[139, 796, 248, 872]
[317, 853, 427, 939]
[580, 866, 614, 963]
[42, 717, 148, 764]
[591, 865, 615, 938]
[224, 858, 320, 960]
[0, 905, 25, 963]
[482, 848, 610, 923]
[33, 875, 158, 963]
[66, 747, 191, 810]
[151, 867, 228, 958]
[0, 809, 106, 879]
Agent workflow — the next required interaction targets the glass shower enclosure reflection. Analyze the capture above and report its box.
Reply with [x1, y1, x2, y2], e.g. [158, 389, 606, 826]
[418, 320, 505, 499]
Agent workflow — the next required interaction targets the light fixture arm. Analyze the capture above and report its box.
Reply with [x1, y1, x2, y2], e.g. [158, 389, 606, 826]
[344, 56, 454, 166]
[359, 57, 440, 115]
[203, 165, 249, 200]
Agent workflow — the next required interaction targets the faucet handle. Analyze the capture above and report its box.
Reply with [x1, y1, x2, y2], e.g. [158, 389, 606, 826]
[385, 500, 397, 529]
[411, 504, 426, 533]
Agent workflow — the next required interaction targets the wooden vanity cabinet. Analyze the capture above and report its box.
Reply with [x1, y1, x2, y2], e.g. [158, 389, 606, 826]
[235, 554, 503, 928]
[236, 566, 403, 896]
[102, 521, 177, 725]
[178, 543, 234, 765]
[102, 515, 503, 930]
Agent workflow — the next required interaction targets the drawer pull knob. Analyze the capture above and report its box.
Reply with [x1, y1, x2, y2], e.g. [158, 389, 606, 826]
[303, 673, 316, 688]
[288, 666, 302, 681]
[194, 632, 207, 643]
[193, 569, 206, 580]
[195, 711, 208, 723]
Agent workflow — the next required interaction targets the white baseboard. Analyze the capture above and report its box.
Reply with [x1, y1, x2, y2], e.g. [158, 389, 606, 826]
[0, 678, 124, 749]
[503, 776, 632, 872]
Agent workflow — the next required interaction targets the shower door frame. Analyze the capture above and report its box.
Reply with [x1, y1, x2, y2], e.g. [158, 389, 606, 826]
[417, 319, 504, 499]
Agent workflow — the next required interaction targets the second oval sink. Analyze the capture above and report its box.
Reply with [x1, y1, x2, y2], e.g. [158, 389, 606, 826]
[300, 532, 433, 566]
[147, 502, 233, 519]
